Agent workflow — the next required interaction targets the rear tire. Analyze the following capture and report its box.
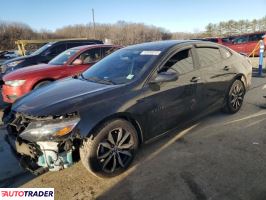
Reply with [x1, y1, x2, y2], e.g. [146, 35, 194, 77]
[34, 81, 52, 89]
[80, 119, 139, 178]
[222, 79, 245, 114]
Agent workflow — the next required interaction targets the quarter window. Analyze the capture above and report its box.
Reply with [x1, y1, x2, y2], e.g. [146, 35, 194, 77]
[220, 47, 232, 59]
[196, 47, 221, 66]
[160, 49, 194, 74]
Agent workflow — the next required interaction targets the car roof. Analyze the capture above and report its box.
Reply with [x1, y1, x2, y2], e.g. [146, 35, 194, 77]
[124, 40, 216, 51]
[69, 44, 122, 51]
[46, 40, 103, 46]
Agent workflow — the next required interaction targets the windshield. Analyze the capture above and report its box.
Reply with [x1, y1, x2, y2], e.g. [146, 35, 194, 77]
[82, 49, 160, 85]
[49, 49, 78, 65]
[31, 43, 53, 56]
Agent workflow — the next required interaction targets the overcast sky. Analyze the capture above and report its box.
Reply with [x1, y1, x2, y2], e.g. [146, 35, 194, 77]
[1, 0, 266, 32]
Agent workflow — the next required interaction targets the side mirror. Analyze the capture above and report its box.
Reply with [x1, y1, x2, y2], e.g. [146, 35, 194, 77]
[150, 71, 178, 84]
[72, 58, 83, 65]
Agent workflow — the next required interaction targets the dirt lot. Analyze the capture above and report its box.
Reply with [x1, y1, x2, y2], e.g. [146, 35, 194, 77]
[0, 71, 266, 200]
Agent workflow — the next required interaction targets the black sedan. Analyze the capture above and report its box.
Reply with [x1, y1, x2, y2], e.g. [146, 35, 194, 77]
[5, 40, 252, 177]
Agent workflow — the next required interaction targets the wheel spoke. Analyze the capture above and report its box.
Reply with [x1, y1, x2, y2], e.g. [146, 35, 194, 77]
[236, 100, 240, 108]
[119, 143, 133, 149]
[108, 132, 115, 145]
[231, 98, 236, 104]
[118, 150, 132, 157]
[98, 150, 112, 159]
[111, 154, 117, 172]
[118, 132, 130, 146]
[116, 128, 123, 144]
[117, 152, 125, 168]
[99, 142, 112, 150]
[233, 101, 237, 109]
[102, 153, 113, 171]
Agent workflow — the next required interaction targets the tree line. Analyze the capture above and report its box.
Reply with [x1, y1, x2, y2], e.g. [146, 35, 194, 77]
[0, 16, 265, 51]
[205, 16, 266, 37]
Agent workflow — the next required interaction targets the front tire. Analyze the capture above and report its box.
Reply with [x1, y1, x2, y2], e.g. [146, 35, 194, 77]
[223, 79, 245, 114]
[80, 119, 139, 178]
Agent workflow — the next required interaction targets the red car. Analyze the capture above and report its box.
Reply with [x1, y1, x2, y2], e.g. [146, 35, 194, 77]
[2, 44, 121, 103]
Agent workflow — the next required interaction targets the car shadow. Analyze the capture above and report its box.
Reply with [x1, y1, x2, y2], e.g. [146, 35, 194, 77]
[96, 104, 266, 200]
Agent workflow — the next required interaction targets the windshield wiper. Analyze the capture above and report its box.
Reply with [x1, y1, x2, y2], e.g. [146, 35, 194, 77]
[85, 77, 116, 85]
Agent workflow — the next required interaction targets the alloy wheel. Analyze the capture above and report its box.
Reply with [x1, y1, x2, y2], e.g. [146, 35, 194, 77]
[97, 128, 134, 173]
[230, 83, 244, 110]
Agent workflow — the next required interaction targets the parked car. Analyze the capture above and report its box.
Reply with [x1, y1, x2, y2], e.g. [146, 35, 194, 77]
[0, 50, 19, 65]
[2, 44, 121, 103]
[0, 39, 103, 80]
[196, 32, 265, 56]
[4, 40, 252, 178]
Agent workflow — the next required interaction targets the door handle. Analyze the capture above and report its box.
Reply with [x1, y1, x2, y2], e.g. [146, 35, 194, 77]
[224, 66, 231, 71]
[190, 76, 201, 82]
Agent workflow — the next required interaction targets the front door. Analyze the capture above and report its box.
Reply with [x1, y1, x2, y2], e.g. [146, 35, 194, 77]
[139, 47, 204, 140]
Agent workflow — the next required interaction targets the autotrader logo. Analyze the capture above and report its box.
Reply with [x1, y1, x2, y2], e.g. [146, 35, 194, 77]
[0, 188, 54, 200]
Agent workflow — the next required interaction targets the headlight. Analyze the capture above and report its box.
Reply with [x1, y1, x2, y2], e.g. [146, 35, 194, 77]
[6, 60, 24, 67]
[5, 80, 26, 87]
[20, 117, 80, 141]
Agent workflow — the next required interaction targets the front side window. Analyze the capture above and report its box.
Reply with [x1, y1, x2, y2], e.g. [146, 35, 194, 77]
[196, 47, 221, 67]
[49, 44, 67, 55]
[31, 43, 53, 56]
[48, 49, 78, 65]
[160, 49, 194, 75]
[82, 49, 159, 84]
[75, 48, 101, 64]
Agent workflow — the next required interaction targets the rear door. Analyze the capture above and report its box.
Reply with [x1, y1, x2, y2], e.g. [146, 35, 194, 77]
[196, 46, 234, 110]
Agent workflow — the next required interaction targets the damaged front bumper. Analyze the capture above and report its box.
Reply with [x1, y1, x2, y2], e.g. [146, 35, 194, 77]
[4, 111, 81, 175]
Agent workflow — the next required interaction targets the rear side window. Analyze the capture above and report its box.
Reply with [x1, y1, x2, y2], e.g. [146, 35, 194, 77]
[102, 47, 119, 57]
[196, 47, 221, 67]
[160, 49, 194, 75]
[220, 47, 232, 59]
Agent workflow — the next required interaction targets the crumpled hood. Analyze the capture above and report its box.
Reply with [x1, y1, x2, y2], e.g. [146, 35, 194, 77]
[12, 77, 120, 116]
